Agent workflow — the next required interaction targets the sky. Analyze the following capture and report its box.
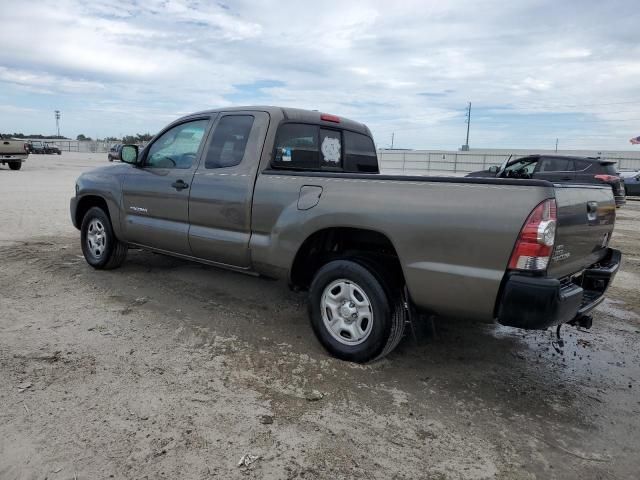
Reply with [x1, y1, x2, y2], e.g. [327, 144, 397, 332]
[1, 0, 640, 150]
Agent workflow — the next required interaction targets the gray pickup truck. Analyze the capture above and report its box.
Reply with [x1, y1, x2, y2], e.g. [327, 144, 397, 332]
[70, 106, 621, 362]
[1, 138, 29, 170]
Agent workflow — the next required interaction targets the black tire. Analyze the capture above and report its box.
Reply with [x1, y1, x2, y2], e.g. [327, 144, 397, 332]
[108, 155, 113, 162]
[308, 259, 406, 363]
[80, 206, 128, 269]
[8, 161, 21, 170]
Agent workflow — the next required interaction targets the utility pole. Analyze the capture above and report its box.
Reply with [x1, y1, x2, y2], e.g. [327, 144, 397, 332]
[462, 102, 471, 151]
[54, 110, 61, 137]
[555, 138, 558, 152]
[391, 132, 395, 149]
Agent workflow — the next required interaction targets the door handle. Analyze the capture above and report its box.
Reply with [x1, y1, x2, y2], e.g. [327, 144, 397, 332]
[171, 179, 189, 191]
[562, 176, 572, 181]
[587, 201, 598, 221]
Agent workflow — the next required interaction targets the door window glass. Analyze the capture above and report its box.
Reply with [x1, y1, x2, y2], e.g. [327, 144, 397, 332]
[273, 123, 318, 169]
[204, 115, 254, 168]
[538, 157, 573, 172]
[574, 160, 592, 172]
[146, 119, 208, 169]
[503, 158, 537, 177]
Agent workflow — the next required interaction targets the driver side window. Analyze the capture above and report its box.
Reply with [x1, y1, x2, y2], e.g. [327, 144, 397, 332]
[504, 159, 536, 176]
[146, 119, 209, 169]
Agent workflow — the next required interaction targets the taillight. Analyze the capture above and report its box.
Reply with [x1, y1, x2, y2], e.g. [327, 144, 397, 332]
[508, 199, 557, 271]
[24, 143, 28, 152]
[594, 174, 619, 183]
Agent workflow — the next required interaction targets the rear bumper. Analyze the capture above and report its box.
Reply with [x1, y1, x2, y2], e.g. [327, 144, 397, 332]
[1, 154, 27, 162]
[497, 248, 621, 330]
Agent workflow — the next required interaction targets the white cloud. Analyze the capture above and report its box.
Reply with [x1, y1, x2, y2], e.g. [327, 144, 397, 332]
[0, 0, 638, 149]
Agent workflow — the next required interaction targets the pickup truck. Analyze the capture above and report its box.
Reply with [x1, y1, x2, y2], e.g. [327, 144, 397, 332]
[1, 138, 29, 170]
[70, 106, 621, 362]
[27, 140, 46, 154]
[44, 142, 62, 155]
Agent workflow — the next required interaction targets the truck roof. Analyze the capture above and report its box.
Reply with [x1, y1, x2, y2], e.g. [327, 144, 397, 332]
[183, 106, 372, 136]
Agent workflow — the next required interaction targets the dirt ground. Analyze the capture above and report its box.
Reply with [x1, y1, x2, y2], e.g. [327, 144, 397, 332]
[1, 153, 639, 480]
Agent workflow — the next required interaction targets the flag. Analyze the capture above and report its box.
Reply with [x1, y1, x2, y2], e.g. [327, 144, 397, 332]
[631, 136, 640, 145]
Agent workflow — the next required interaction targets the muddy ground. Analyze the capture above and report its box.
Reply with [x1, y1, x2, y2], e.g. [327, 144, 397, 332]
[1, 153, 639, 480]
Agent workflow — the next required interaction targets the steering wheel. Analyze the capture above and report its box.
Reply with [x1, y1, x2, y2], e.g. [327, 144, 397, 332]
[177, 152, 197, 168]
[150, 154, 176, 168]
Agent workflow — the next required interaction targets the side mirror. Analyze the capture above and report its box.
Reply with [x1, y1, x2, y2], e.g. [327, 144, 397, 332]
[121, 145, 139, 164]
[488, 165, 500, 173]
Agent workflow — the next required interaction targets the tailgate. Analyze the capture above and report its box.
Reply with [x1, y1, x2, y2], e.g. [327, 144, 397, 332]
[547, 184, 616, 279]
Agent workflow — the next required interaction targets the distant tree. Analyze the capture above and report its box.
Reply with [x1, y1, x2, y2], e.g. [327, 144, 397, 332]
[76, 134, 92, 141]
[1, 132, 69, 139]
[136, 133, 154, 142]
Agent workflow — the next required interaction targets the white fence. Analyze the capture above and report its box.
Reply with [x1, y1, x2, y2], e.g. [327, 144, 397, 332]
[378, 150, 640, 176]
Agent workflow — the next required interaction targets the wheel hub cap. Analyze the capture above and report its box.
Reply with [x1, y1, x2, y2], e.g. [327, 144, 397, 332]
[321, 279, 373, 346]
[86, 218, 107, 258]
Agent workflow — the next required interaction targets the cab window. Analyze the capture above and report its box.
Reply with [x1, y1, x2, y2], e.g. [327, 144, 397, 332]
[146, 119, 208, 169]
[273, 123, 318, 169]
[344, 131, 378, 173]
[204, 115, 254, 168]
[320, 128, 342, 170]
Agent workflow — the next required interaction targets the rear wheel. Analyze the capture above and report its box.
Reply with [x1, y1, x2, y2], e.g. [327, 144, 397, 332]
[8, 161, 21, 170]
[308, 259, 406, 362]
[80, 207, 128, 269]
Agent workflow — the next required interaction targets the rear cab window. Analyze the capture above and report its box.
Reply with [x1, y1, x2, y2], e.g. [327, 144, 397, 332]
[272, 123, 378, 173]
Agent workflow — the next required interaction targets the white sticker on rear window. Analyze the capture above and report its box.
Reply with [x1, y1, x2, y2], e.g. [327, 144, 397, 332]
[282, 147, 292, 162]
[321, 136, 341, 164]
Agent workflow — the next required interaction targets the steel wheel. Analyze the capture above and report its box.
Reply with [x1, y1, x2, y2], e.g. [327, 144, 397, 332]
[86, 218, 107, 259]
[321, 278, 373, 345]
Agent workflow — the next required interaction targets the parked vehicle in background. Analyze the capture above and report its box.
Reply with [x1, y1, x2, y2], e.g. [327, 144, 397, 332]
[44, 142, 62, 155]
[108, 144, 123, 162]
[0, 138, 29, 170]
[27, 141, 46, 154]
[620, 170, 640, 196]
[467, 155, 626, 207]
[70, 106, 621, 362]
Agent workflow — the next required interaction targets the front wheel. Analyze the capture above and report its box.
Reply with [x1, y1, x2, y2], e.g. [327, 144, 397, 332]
[8, 161, 21, 170]
[80, 207, 128, 269]
[308, 259, 406, 363]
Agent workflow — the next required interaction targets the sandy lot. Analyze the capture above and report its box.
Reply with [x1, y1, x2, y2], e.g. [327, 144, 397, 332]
[1, 153, 639, 480]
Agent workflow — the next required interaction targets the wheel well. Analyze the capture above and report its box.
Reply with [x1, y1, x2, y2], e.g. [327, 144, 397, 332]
[75, 195, 111, 228]
[290, 227, 404, 291]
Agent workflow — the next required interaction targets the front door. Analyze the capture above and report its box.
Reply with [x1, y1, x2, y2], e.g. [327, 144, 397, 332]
[188, 111, 270, 267]
[121, 118, 211, 255]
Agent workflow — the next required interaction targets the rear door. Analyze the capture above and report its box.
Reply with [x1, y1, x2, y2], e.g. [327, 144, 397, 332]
[547, 185, 616, 279]
[121, 117, 211, 255]
[534, 157, 575, 182]
[187, 111, 270, 267]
